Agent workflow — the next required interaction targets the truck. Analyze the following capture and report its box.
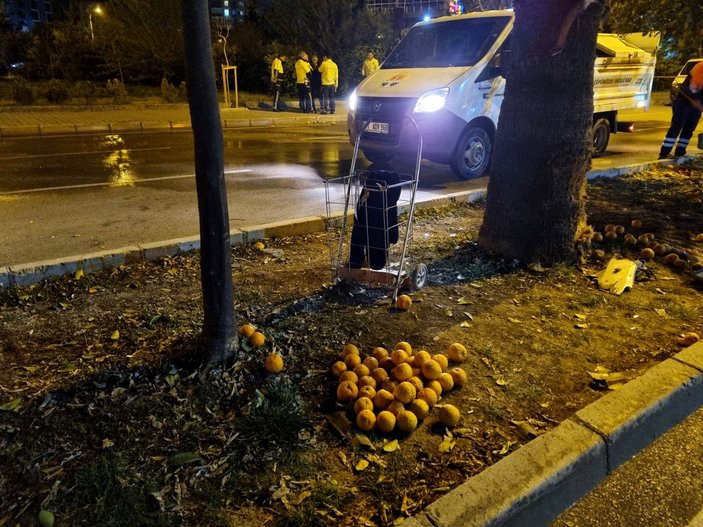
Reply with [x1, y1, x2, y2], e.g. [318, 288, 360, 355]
[347, 9, 660, 179]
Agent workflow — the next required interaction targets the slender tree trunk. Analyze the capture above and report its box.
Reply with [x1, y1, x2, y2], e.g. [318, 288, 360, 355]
[180, 0, 237, 365]
[479, 0, 605, 265]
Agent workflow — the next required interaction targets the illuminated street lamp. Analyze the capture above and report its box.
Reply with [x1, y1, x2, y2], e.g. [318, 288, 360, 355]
[89, 5, 104, 41]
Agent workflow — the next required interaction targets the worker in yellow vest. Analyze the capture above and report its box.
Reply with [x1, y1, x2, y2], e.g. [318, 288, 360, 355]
[319, 53, 339, 114]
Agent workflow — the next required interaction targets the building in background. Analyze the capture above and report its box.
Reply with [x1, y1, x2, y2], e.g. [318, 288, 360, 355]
[209, 0, 245, 25]
[2, 0, 56, 30]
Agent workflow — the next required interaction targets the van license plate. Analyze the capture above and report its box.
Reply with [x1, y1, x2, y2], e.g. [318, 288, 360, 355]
[365, 122, 389, 134]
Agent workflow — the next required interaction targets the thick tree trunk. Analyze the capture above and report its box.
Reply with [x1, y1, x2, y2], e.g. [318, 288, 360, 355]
[479, 0, 605, 265]
[181, 0, 237, 365]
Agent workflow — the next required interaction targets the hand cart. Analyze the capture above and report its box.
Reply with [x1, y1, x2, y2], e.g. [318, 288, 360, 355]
[324, 118, 428, 303]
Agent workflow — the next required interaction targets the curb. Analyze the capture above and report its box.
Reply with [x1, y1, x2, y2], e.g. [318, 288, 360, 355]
[402, 341, 703, 527]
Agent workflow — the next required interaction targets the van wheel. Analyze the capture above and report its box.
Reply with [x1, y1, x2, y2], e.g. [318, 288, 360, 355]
[450, 127, 492, 179]
[363, 151, 393, 164]
[592, 118, 610, 157]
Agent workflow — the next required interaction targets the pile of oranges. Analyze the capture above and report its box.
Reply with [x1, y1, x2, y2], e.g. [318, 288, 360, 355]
[331, 341, 468, 434]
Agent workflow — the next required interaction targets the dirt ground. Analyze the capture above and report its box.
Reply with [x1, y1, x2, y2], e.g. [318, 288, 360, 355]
[1, 161, 702, 527]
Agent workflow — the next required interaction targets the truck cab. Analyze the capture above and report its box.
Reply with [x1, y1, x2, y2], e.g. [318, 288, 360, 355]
[347, 9, 658, 179]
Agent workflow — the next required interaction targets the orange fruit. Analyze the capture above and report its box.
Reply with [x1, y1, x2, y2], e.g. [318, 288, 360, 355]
[376, 411, 396, 433]
[254, 241, 265, 250]
[331, 361, 347, 377]
[373, 389, 395, 410]
[396, 410, 418, 432]
[371, 367, 389, 384]
[390, 349, 409, 365]
[238, 323, 256, 338]
[631, 219, 642, 229]
[381, 379, 398, 393]
[407, 376, 424, 392]
[604, 224, 616, 232]
[391, 362, 413, 382]
[663, 253, 679, 266]
[358, 375, 377, 389]
[413, 350, 432, 367]
[358, 385, 377, 400]
[353, 397, 374, 414]
[677, 332, 700, 346]
[432, 354, 449, 371]
[387, 400, 406, 417]
[394, 341, 413, 354]
[614, 225, 625, 235]
[353, 364, 370, 378]
[417, 387, 438, 407]
[447, 343, 468, 362]
[344, 353, 362, 369]
[604, 231, 618, 241]
[342, 343, 360, 357]
[372, 347, 389, 360]
[264, 353, 283, 373]
[449, 367, 468, 387]
[591, 232, 603, 243]
[653, 244, 667, 256]
[249, 331, 266, 348]
[339, 371, 358, 384]
[421, 359, 442, 380]
[395, 294, 412, 310]
[637, 234, 649, 245]
[393, 381, 417, 404]
[426, 380, 443, 398]
[408, 399, 430, 420]
[673, 259, 686, 270]
[336, 381, 358, 402]
[438, 404, 461, 427]
[640, 248, 655, 261]
[380, 357, 396, 371]
[362, 356, 379, 370]
[695, 233, 703, 242]
[437, 372, 455, 392]
[356, 409, 376, 431]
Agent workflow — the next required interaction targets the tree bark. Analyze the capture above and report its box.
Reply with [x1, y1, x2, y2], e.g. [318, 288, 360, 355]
[181, 0, 237, 365]
[479, 0, 606, 265]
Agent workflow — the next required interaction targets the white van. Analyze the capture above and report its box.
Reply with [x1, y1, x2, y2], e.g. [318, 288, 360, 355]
[347, 9, 659, 179]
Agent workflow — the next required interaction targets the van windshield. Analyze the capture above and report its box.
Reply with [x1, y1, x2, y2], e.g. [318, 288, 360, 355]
[382, 16, 511, 69]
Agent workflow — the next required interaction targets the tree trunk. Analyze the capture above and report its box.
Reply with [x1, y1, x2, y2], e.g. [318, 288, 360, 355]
[479, 0, 605, 265]
[180, 0, 237, 365]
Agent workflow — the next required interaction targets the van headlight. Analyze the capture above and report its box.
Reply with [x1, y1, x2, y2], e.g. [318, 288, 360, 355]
[413, 87, 449, 113]
[348, 89, 358, 112]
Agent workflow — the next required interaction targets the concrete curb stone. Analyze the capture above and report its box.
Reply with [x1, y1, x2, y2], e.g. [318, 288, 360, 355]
[404, 344, 703, 527]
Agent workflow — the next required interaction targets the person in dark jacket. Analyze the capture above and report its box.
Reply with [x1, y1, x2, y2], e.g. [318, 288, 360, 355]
[659, 60, 703, 159]
[309, 55, 322, 113]
[349, 170, 402, 270]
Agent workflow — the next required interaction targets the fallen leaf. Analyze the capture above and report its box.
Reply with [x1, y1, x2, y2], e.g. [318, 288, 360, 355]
[0, 398, 23, 412]
[337, 451, 348, 465]
[507, 317, 521, 324]
[457, 297, 472, 305]
[88, 287, 97, 294]
[168, 452, 202, 467]
[574, 314, 588, 320]
[110, 330, 120, 340]
[460, 321, 471, 328]
[74, 269, 84, 280]
[102, 438, 115, 449]
[438, 435, 455, 453]
[495, 378, 507, 386]
[355, 459, 369, 471]
[444, 309, 453, 317]
[574, 323, 589, 329]
[654, 308, 667, 317]
[383, 439, 400, 452]
[510, 420, 540, 439]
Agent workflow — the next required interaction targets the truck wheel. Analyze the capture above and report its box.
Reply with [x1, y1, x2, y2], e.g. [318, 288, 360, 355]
[592, 118, 610, 157]
[363, 151, 393, 164]
[450, 127, 492, 179]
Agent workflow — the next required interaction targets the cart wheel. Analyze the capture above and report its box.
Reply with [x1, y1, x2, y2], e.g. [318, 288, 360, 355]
[411, 264, 428, 290]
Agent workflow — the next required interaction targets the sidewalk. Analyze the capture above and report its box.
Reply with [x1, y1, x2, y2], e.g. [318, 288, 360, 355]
[0, 99, 347, 137]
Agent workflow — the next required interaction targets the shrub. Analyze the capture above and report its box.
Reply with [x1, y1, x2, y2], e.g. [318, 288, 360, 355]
[160, 78, 186, 103]
[45, 79, 71, 104]
[106, 79, 128, 104]
[73, 81, 97, 105]
[11, 81, 34, 105]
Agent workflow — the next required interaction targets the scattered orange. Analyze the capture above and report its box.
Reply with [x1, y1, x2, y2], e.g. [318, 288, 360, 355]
[449, 367, 468, 387]
[421, 359, 442, 380]
[639, 248, 655, 260]
[331, 361, 347, 377]
[373, 389, 395, 410]
[614, 225, 625, 234]
[677, 332, 700, 346]
[417, 387, 438, 407]
[390, 349, 409, 365]
[264, 353, 283, 373]
[372, 347, 389, 360]
[353, 397, 374, 414]
[376, 411, 396, 433]
[447, 343, 468, 362]
[591, 232, 603, 243]
[394, 341, 413, 354]
[624, 234, 637, 246]
[391, 362, 413, 382]
[338, 371, 358, 384]
[249, 331, 266, 348]
[631, 219, 642, 229]
[604, 231, 618, 241]
[356, 409, 376, 431]
[437, 372, 455, 392]
[604, 224, 616, 232]
[393, 381, 417, 404]
[254, 241, 265, 250]
[238, 323, 256, 338]
[408, 399, 430, 420]
[395, 294, 412, 310]
[673, 259, 687, 270]
[663, 253, 679, 266]
[432, 354, 449, 371]
[438, 404, 461, 427]
[397, 410, 419, 433]
[358, 385, 377, 400]
[336, 381, 359, 402]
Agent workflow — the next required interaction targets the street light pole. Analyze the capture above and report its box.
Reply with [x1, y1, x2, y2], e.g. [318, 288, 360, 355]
[89, 5, 103, 41]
